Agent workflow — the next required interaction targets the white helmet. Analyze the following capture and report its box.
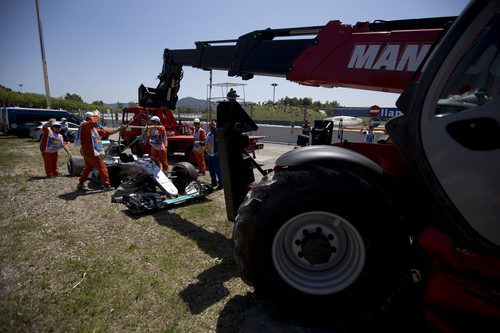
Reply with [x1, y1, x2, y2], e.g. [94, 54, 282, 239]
[84, 111, 94, 120]
[61, 118, 66, 121]
[93, 110, 101, 118]
[150, 116, 161, 123]
[193, 118, 200, 123]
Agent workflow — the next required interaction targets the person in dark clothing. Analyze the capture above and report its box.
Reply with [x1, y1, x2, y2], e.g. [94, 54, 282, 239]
[205, 119, 223, 190]
[59, 118, 70, 142]
[227, 88, 239, 102]
[135, 118, 149, 157]
[301, 120, 311, 135]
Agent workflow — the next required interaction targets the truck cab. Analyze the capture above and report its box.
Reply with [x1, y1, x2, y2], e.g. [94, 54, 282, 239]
[120, 106, 195, 159]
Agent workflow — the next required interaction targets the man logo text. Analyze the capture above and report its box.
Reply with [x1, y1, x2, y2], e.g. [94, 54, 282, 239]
[348, 44, 431, 72]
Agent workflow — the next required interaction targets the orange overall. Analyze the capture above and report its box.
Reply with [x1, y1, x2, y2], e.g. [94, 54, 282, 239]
[40, 127, 65, 177]
[78, 116, 111, 187]
[147, 125, 169, 171]
[193, 127, 206, 174]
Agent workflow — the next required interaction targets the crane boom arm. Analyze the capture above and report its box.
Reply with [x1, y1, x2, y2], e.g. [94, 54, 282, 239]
[139, 16, 455, 108]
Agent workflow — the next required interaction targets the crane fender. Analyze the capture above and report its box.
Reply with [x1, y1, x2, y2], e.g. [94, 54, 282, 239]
[275, 145, 384, 175]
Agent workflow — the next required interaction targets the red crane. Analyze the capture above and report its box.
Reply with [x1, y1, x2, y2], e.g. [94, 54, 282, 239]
[139, 1, 500, 331]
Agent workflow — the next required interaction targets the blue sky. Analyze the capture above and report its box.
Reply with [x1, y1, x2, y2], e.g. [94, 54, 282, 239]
[0, 0, 469, 107]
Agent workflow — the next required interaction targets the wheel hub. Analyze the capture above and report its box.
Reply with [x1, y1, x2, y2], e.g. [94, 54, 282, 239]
[272, 211, 366, 295]
[291, 223, 343, 269]
[298, 229, 336, 265]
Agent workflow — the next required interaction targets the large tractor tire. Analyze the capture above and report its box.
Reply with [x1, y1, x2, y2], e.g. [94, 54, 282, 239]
[171, 162, 197, 193]
[67, 156, 85, 177]
[233, 166, 410, 327]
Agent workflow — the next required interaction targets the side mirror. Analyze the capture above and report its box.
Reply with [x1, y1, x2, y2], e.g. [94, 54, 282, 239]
[473, 88, 487, 105]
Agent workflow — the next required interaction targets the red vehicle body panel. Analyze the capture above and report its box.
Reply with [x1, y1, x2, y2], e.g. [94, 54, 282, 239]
[334, 141, 409, 180]
[288, 21, 443, 93]
[419, 227, 500, 332]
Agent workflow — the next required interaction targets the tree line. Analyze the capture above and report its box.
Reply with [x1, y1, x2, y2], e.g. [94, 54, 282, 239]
[1, 84, 340, 113]
[263, 96, 340, 108]
[0, 85, 137, 112]
[1, 85, 105, 111]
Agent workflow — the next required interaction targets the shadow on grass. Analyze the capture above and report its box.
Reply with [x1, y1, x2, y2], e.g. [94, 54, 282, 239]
[141, 208, 238, 315]
[57, 184, 103, 201]
[28, 171, 80, 181]
[24, 138, 39, 143]
[215, 293, 332, 333]
[216, 294, 255, 332]
[27, 174, 78, 182]
[28, 176, 50, 181]
[0, 133, 29, 139]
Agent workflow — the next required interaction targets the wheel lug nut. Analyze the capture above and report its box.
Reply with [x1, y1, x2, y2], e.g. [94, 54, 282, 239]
[302, 229, 309, 235]
[295, 240, 301, 245]
[328, 234, 334, 240]
[298, 252, 304, 258]
[316, 227, 322, 233]
[331, 247, 337, 253]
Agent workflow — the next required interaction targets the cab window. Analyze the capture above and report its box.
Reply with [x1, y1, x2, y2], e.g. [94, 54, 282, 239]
[436, 13, 500, 114]
[122, 110, 133, 124]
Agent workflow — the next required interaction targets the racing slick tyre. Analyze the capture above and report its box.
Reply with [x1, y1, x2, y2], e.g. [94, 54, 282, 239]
[67, 156, 85, 177]
[171, 162, 198, 193]
[233, 166, 411, 328]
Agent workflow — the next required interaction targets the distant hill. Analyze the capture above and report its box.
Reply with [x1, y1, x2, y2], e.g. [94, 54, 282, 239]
[104, 102, 130, 109]
[104, 97, 255, 110]
[178, 97, 255, 109]
[103, 98, 211, 110]
[177, 97, 215, 110]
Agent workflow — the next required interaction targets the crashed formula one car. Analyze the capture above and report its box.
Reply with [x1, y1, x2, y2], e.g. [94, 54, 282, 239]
[67, 143, 212, 214]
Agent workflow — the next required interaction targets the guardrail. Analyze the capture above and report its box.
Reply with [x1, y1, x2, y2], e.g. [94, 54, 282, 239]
[249, 124, 386, 145]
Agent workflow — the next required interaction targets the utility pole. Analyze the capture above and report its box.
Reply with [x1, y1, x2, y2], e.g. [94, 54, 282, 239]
[271, 83, 278, 103]
[35, 0, 51, 109]
[18, 83, 23, 93]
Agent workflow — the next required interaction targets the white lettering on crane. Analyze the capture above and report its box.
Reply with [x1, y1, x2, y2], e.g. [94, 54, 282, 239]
[348, 45, 381, 69]
[396, 44, 432, 71]
[372, 44, 400, 70]
[348, 43, 432, 72]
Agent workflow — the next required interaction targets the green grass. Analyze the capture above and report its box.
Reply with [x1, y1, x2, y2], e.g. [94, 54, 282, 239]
[202, 105, 377, 126]
[243, 105, 327, 122]
[0, 134, 252, 332]
[203, 104, 330, 123]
